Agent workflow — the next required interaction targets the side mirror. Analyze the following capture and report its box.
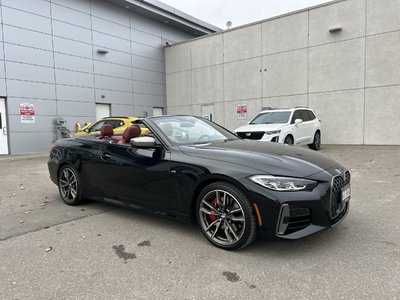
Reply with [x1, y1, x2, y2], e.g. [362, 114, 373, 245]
[84, 128, 89, 133]
[130, 136, 157, 149]
[294, 119, 303, 125]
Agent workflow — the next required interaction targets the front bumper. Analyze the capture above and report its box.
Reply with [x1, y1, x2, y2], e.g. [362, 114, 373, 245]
[240, 171, 350, 240]
[236, 131, 281, 143]
[260, 134, 280, 143]
[274, 200, 350, 240]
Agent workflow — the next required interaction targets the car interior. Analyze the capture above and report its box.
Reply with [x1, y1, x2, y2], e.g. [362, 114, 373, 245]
[98, 124, 142, 145]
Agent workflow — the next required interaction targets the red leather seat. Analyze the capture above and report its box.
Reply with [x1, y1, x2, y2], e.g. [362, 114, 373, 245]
[100, 124, 114, 138]
[99, 124, 122, 143]
[118, 125, 141, 144]
[132, 124, 141, 135]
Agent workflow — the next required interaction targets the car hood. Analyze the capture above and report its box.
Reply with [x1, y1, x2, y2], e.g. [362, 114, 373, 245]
[235, 123, 286, 132]
[179, 140, 339, 178]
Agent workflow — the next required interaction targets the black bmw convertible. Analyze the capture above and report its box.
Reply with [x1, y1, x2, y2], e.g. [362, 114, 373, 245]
[48, 115, 350, 250]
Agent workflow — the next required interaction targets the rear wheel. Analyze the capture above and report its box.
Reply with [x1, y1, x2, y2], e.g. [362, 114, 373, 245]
[196, 182, 257, 250]
[58, 165, 83, 205]
[309, 131, 321, 150]
[284, 135, 294, 145]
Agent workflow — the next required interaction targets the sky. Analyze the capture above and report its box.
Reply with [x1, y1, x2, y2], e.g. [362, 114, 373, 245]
[159, 0, 332, 29]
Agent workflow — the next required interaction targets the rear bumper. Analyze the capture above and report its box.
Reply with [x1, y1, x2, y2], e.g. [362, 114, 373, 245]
[47, 157, 58, 185]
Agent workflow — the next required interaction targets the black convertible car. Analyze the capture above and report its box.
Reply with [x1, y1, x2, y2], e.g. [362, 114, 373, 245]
[48, 115, 350, 250]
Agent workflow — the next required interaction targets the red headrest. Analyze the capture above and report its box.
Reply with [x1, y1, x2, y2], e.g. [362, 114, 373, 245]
[122, 126, 140, 143]
[132, 124, 141, 134]
[101, 124, 114, 137]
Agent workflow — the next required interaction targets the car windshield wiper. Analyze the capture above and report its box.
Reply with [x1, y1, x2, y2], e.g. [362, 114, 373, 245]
[191, 142, 208, 145]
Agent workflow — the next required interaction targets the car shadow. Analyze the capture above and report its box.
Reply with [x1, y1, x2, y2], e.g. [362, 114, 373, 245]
[86, 200, 351, 256]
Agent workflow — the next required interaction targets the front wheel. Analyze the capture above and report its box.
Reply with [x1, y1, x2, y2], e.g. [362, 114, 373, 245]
[58, 165, 83, 205]
[284, 135, 294, 145]
[309, 131, 321, 150]
[196, 182, 257, 250]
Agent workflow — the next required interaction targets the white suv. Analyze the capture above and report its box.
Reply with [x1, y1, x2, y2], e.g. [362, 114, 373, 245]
[234, 107, 321, 150]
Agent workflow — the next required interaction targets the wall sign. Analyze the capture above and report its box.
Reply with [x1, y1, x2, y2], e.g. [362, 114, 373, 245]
[20, 103, 35, 123]
[237, 104, 247, 120]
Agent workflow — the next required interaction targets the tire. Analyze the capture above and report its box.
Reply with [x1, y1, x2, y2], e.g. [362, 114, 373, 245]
[196, 182, 257, 250]
[57, 165, 83, 205]
[309, 131, 321, 151]
[284, 135, 294, 145]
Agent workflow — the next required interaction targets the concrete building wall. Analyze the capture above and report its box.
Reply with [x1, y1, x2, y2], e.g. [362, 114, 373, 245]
[0, 0, 196, 154]
[166, 0, 400, 145]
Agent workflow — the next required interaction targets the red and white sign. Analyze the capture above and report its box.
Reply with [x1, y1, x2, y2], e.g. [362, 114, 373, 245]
[20, 103, 35, 123]
[237, 104, 247, 120]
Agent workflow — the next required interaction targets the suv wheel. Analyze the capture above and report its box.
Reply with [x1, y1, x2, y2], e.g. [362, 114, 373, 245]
[309, 131, 321, 150]
[284, 135, 294, 145]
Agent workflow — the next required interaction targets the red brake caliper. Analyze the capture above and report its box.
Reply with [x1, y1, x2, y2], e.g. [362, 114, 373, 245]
[209, 197, 218, 222]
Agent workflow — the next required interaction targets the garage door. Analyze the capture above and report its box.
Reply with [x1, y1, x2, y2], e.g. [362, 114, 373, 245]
[96, 103, 110, 120]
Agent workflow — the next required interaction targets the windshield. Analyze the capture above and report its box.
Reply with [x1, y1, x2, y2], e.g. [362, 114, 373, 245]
[250, 111, 291, 124]
[151, 116, 238, 145]
[89, 119, 125, 132]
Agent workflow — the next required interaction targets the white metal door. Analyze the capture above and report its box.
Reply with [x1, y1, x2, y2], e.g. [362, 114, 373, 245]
[0, 98, 9, 155]
[153, 107, 163, 116]
[96, 103, 110, 120]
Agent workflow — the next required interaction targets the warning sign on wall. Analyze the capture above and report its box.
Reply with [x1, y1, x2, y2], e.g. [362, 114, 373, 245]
[20, 103, 35, 123]
[237, 104, 247, 120]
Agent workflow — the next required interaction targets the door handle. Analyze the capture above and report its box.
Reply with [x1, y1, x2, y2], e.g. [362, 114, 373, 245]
[101, 153, 111, 160]
[2, 126, 6, 136]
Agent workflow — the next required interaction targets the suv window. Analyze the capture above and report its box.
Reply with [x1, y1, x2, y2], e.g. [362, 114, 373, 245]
[291, 111, 302, 124]
[300, 110, 311, 122]
[308, 110, 316, 120]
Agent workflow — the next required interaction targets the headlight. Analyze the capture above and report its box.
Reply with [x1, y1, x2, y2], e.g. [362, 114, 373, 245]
[266, 130, 281, 135]
[250, 175, 317, 191]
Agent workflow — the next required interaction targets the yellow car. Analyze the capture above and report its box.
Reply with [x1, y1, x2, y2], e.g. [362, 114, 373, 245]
[72, 117, 151, 137]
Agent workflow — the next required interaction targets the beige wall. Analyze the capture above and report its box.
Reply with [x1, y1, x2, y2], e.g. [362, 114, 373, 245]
[165, 0, 400, 145]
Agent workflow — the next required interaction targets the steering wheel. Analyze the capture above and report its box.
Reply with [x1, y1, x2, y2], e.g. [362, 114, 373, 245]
[178, 130, 189, 142]
[173, 128, 189, 142]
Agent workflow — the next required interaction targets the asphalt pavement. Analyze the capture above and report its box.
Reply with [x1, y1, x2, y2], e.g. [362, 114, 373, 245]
[0, 146, 399, 299]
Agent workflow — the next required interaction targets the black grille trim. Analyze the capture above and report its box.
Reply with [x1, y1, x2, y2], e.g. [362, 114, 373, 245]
[284, 206, 312, 235]
[330, 171, 351, 219]
[237, 131, 265, 140]
[331, 202, 349, 225]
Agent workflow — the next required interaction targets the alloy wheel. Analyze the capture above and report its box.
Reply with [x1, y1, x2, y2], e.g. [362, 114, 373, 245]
[59, 167, 78, 202]
[198, 189, 246, 246]
[315, 132, 321, 149]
